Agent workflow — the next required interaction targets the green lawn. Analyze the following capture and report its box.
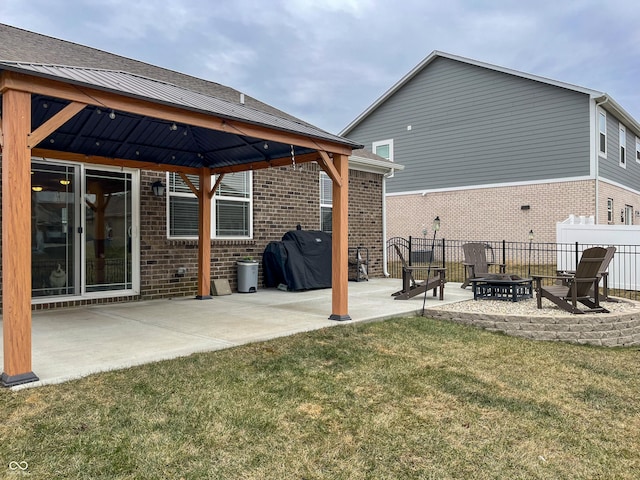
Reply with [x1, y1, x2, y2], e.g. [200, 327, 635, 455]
[2, 317, 639, 479]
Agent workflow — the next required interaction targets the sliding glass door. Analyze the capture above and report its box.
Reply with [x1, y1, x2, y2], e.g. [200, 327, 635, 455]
[85, 169, 133, 292]
[31, 160, 138, 299]
[31, 162, 78, 297]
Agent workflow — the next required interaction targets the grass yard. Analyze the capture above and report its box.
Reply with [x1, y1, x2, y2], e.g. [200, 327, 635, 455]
[2, 316, 639, 479]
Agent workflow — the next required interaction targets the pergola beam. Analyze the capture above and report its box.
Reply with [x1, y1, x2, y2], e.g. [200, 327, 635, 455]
[179, 172, 200, 197]
[27, 101, 87, 148]
[317, 150, 342, 188]
[1, 71, 354, 157]
[196, 168, 212, 299]
[1, 89, 39, 387]
[30, 149, 327, 177]
[329, 153, 350, 321]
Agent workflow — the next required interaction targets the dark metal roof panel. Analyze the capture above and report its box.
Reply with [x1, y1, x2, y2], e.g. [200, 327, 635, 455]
[0, 61, 361, 149]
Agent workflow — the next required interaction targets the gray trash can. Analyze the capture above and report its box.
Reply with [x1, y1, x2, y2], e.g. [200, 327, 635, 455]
[237, 260, 258, 293]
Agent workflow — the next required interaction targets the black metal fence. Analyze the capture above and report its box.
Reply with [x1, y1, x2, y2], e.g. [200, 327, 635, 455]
[387, 237, 640, 301]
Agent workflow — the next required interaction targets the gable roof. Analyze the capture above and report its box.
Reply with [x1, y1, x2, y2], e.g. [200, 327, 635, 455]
[0, 23, 290, 120]
[340, 50, 640, 137]
[0, 60, 350, 145]
[0, 23, 361, 173]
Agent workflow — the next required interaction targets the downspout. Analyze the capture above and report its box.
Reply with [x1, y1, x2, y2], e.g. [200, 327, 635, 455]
[594, 96, 610, 224]
[382, 170, 391, 277]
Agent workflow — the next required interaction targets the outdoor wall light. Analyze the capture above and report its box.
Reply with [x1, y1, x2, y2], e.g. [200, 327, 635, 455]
[151, 180, 166, 197]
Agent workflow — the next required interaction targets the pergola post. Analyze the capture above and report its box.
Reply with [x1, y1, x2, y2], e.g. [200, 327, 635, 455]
[196, 168, 212, 299]
[329, 153, 351, 321]
[1, 89, 39, 387]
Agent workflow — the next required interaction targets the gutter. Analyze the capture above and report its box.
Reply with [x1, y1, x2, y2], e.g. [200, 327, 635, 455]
[347, 153, 404, 277]
[594, 96, 610, 225]
[382, 172, 390, 277]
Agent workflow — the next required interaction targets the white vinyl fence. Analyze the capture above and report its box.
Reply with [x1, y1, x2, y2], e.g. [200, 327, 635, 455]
[556, 219, 640, 292]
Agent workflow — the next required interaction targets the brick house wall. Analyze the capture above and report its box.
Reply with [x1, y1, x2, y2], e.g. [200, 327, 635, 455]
[0, 161, 385, 310]
[598, 180, 640, 225]
[140, 164, 384, 299]
[0, 163, 383, 310]
[387, 180, 596, 243]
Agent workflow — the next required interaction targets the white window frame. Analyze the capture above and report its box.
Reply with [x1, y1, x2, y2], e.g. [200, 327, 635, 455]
[166, 171, 253, 239]
[372, 139, 394, 177]
[598, 110, 607, 158]
[319, 172, 332, 233]
[607, 198, 614, 224]
[619, 123, 627, 168]
[636, 136, 640, 164]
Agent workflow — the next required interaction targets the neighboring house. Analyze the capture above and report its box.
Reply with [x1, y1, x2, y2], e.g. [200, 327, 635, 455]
[341, 51, 640, 243]
[0, 24, 397, 386]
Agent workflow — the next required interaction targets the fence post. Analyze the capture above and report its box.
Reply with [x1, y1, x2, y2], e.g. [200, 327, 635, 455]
[575, 241, 579, 267]
[408, 236, 413, 266]
[441, 238, 446, 268]
[502, 240, 506, 265]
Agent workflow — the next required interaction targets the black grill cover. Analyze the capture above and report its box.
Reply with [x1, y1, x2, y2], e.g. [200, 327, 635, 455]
[262, 230, 332, 291]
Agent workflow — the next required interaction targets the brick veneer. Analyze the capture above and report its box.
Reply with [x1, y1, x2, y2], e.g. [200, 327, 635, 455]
[0, 163, 384, 310]
[598, 180, 640, 225]
[140, 165, 383, 299]
[387, 180, 596, 243]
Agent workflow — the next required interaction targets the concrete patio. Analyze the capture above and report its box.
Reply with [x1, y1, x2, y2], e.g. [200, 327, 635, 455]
[1, 278, 472, 389]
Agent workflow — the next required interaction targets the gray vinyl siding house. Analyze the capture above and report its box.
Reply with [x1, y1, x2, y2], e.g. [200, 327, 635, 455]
[341, 51, 640, 242]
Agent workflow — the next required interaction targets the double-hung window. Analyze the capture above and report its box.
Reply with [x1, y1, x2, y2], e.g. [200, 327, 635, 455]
[636, 136, 640, 163]
[167, 171, 252, 238]
[619, 123, 627, 168]
[372, 139, 394, 177]
[598, 110, 607, 157]
[607, 198, 614, 224]
[320, 172, 332, 233]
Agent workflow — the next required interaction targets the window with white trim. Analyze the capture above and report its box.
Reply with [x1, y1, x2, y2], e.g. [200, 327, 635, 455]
[372, 139, 394, 177]
[619, 123, 626, 168]
[319, 172, 332, 233]
[607, 198, 614, 224]
[167, 171, 252, 238]
[598, 110, 607, 157]
[636, 136, 640, 163]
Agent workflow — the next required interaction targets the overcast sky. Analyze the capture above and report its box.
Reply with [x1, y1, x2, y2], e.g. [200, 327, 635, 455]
[2, 0, 640, 134]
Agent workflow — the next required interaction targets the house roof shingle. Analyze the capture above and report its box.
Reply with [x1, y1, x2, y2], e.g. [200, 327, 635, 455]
[0, 23, 363, 172]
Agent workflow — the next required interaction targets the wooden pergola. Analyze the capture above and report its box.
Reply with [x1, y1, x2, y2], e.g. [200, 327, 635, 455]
[0, 64, 360, 387]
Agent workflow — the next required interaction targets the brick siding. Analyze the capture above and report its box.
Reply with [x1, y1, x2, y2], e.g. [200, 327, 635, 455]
[598, 180, 640, 225]
[0, 163, 384, 310]
[387, 180, 596, 243]
[140, 165, 383, 299]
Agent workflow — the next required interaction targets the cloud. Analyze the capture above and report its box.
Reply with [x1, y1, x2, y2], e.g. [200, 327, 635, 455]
[3, 0, 640, 131]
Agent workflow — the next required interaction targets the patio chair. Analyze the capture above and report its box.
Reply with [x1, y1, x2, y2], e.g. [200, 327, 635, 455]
[391, 244, 445, 300]
[461, 242, 506, 288]
[532, 246, 609, 314]
[557, 246, 616, 302]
